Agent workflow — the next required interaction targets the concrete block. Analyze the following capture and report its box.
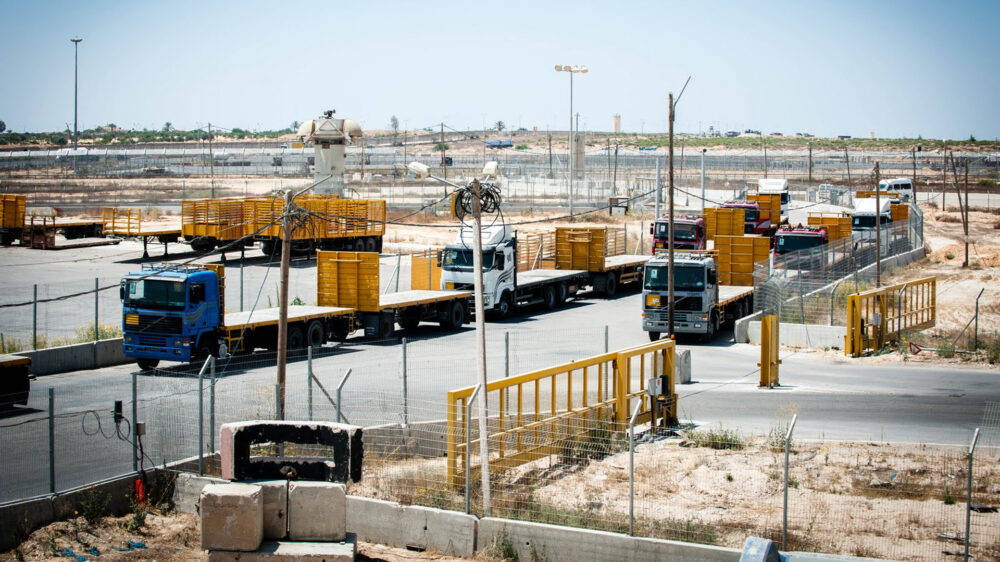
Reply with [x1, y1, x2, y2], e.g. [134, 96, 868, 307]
[220, 421, 363, 483]
[478, 517, 741, 562]
[247, 480, 287, 539]
[740, 536, 781, 562]
[347, 496, 477, 558]
[288, 481, 345, 541]
[675, 349, 691, 384]
[173, 473, 228, 515]
[208, 535, 356, 562]
[200, 483, 263, 552]
[0, 497, 54, 553]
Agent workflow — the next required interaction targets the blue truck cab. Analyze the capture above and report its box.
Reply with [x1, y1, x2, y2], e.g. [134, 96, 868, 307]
[120, 266, 224, 370]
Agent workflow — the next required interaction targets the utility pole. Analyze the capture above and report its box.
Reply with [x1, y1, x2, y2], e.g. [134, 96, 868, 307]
[275, 189, 293, 418]
[441, 123, 447, 182]
[964, 163, 970, 267]
[875, 162, 881, 288]
[71, 37, 82, 150]
[668, 92, 676, 336]
[844, 145, 851, 187]
[761, 134, 767, 178]
[700, 148, 706, 211]
[547, 133, 553, 179]
[208, 122, 215, 199]
[942, 141, 947, 210]
[808, 142, 813, 184]
[469, 178, 492, 515]
[911, 147, 917, 196]
[613, 143, 619, 196]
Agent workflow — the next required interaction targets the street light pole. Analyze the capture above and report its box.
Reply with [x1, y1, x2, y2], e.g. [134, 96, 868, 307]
[555, 64, 587, 217]
[668, 93, 675, 336]
[71, 37, 82, 150]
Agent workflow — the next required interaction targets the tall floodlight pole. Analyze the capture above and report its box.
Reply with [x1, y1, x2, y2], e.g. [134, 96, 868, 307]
[555, 64, 587, 217]
[71, 37, 82, 150]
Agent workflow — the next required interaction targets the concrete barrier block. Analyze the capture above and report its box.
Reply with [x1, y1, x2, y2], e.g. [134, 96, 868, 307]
[247, 480, 287, 539]
[675, 349, 691, 384]
[220, 421, 363, 483]
[200, 483, 263, 552]
[208, 535, 356, 562]
[288, 482, 345, 541]
[347, 496, 477, 558]
[173, 473, 228, 515]
[739, 536, 781, 562]
[478, 517, 741, 562]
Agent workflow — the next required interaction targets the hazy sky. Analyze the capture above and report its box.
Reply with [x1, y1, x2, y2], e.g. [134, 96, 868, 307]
[2, 0, 997, 139]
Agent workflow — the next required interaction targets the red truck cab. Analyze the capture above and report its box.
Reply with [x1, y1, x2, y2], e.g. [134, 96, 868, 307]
[721, 201, 772, 235]
[774, 224, 828, 255]
[650, 216, 706, 251]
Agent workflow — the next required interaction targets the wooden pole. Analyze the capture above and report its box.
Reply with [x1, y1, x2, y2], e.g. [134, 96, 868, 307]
[668, 93, 675, 336]
[441, 123, 447, 182]
[276, 189, 293, 418]
[470, 179, 492, 514]
[808, 142, 813, 184]
[844, 145, 851, 187]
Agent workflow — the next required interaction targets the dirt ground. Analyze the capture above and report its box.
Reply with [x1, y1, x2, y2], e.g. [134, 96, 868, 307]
[2, 512, 471, 561]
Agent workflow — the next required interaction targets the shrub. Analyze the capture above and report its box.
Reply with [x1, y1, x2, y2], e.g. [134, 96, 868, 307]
[945, 252, 955, 260]
[515, 144, 528, 150]
[937, 341, 956, 359]
[78, 490, 110, 524]
[978, 179, 996, 187]
[685, 426, 744, 450]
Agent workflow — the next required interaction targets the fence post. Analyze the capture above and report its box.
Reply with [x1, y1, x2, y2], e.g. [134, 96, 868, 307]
[974, 288, 984, 351]
[504, 332, 510, 418]
[336, 369, 352, 424]
[33, 284, 38, 351]
[782, 413, 798, 551]
[401, 337, 408, 427]
[396, 253, 401, 292]
[966, 427, 980, 562]
[198, 358, 205, 476]
[48, 388, 55, 494]
[131, 372, 138, 472]
[307, 346, 313, 421]
[465, 384, 482, 515]
[274, 384, 281, 420]
[209, 356, 216, 457]
[628, 401, 642, 536]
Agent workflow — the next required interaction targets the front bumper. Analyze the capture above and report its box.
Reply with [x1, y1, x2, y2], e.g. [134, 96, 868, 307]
[123, 333, 192, 362]
[642, 310, 710, 334]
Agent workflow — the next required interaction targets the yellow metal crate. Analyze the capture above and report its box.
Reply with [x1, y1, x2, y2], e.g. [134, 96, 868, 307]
[1, 194, 27, 230]
[316, 250, 380, 312]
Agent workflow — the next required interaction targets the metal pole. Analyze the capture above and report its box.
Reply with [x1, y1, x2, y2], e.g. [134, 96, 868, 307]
[402, 337, 408, 426]
[240, 246, 245, 311]
[395, 253, 401, 292]
[470, 179, 492, 515]
[33, 284, 37, 351]
[974, 288, 984, 351]
[829, 279, 842, 326]
[965, 427, 980, 562]
[198, 358, 205, 476]
[72, 37, 81, 150]
[700, 149, 706, 211]
[782, 413, 798, 551]
[654, 157, 661, 219]
[274, 384, 281, 420]
[131, 372, 138, 471]
[94, 277, 99, 341]
[875, 162, 881, 288]
[336, 368, 352, 423]
[896, 283, 908, 347]
[465, 383, 482, 515]
[668, 93, 675, 336]
[307, 346, 313, 421]
[569, 72, 574, 218]
[604, 325, 610, 398]
[628, 401, 642, 536]
[48, 388, 55, 493]
[504, 331, 510, 419]
[209, 356, 216, 456]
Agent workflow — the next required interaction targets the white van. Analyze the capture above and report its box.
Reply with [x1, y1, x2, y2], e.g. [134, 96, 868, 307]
[878, 178, 913, 202]
[756, 178, 791, 213]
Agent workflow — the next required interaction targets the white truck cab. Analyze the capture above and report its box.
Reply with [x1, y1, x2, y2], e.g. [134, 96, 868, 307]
[756, 178, 791, 214]
[440, 225, 516, 314]
[879, 178, 914, 202]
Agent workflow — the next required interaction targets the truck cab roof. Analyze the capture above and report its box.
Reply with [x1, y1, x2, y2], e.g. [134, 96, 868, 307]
[757, 178, 788, 193]
[853, 198, 892, 216]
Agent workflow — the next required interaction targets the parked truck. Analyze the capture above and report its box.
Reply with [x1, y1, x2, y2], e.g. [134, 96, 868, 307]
[0, 354, 30, 409]
[0, 194, 26, 246]
[641, 251, 754, 341]
[851, 197, 892, 244]
[720, 200, 775, 236]
[755, 178, 791, 214]
[650, 216, 706, 251]
[120, 255, 471, 369]
[440, 224, 648, 318]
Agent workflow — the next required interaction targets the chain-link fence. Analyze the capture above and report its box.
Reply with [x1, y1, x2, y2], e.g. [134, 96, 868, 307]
[753, 209, 925, 328]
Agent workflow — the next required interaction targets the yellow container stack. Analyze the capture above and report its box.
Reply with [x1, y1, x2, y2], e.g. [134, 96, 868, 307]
[714, 235, 770, 286]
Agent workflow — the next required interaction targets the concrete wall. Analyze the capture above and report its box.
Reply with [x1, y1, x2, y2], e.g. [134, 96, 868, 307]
[17, 337, 128, 376]
[748, 322, 846, 350]
[734, 311, 763, 343]
[479, 517, 741, 562]
[347, 496, 477, 558]
[364, 420, 448, 458]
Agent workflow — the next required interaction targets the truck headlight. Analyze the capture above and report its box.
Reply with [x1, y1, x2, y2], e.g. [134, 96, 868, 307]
[124, 335, 133, 343]
[174, 339, 182, 347]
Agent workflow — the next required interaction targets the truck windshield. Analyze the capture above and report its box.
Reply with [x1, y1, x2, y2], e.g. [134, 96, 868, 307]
[442, 248, 495, 271]
[776, 234, 823, 253]
[124, 279, 187, 310]
[655, 223, 697, 240]
[643, 265, 704, 291]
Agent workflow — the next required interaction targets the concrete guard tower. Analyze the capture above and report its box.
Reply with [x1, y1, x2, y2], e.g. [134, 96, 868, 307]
[297, 110, 363, 196]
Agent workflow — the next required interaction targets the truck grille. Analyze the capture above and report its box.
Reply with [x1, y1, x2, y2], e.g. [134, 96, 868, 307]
[136, 334, 168, 346]
[131, 315, 183, 334]
[675, 297, 703, 311]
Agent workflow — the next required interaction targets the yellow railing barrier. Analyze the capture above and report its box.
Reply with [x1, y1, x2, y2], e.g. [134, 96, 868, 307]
[445, 338, 676, 487]
[758, 315, 781, 387]
[845, 277, 936, 357]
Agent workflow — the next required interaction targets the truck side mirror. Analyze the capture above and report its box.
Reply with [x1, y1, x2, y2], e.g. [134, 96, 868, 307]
[708, 270, 717, 285]
[436, 250, 443, 267]
[119, 281, 125, 301]
[649, 224, 654, 235]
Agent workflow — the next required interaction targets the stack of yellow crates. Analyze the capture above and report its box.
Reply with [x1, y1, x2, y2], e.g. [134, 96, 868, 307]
[807, 214, 851, 242]
[714, 235, 770, 286]
[891, 203, 909, 222]
[704, 208, 743, 239]
[748, 193, 782, 224]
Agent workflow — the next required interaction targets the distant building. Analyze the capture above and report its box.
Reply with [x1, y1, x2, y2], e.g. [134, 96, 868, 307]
[613, 114, 621, 134]
[838, 135, 852, 140]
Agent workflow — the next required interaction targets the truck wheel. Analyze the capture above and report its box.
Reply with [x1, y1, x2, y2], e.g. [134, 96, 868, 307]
[648, 331, 661, 342]
[306, 320, 325, 348]
[0, 233, 13, 246]
[365, 237, 378, 253]
[354, 239, 366, 252]
[288, 325, 305, 349]
[260, 239, 277, 256]
[496, 292, 513, 319]
[556, 282, 568, 304]
[137, 359, 159, 371]
[441, 301, 465, 329]
[543, 286, 556, 309]
[707, 311, 719, 340]
[400, 308, 421, 330]
[604, 273, 618, 297]
[380, 316, 395, 339]
[195, 339, 215, 361]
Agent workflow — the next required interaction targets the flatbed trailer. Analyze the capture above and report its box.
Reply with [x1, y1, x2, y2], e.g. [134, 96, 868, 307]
[103, 207, 183, 257]
[554, 227, 648, 296]
[0, 354, 30, 408]
[719, 285, 755, 309]
[20, 216, 117, 249]
[316, 251, 472, 339]
[221, 305, 356, 354]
